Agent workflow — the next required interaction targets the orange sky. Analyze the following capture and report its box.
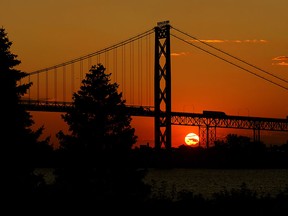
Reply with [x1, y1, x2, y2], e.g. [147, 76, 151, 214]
[2, 0, 288, 148]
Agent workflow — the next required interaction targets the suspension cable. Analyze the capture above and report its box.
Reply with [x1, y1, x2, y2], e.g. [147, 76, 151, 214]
[171, 33, 288, 91]
[171, 26, 288, 84]
[29, 28, 154, 75]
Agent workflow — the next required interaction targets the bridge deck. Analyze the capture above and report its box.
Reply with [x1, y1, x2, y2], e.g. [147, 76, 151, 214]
[20, 100, 288, 132]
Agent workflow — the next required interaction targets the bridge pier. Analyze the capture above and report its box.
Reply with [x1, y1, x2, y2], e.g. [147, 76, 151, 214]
[199, 125, 216, 148]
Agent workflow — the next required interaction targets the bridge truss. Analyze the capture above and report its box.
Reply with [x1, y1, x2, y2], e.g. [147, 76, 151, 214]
[20, 100, 288, 148]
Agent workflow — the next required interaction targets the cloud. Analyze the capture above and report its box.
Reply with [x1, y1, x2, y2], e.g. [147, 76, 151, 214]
[272, 56, 288, 61]
[272, 62, 288, 66]
[171, 52, 190, 56]
[272, 56, 288, 66]
[188, 39, 268, 43]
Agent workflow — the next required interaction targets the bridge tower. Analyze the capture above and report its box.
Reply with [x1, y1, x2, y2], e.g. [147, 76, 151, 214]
[154, 21, 172, 150]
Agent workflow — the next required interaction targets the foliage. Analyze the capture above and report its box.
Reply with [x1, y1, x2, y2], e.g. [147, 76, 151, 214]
[1, 27, 32, 146]
[0, 27, 52, 196]
[57, 64, 137, 154]
[55, 63, 150, 203]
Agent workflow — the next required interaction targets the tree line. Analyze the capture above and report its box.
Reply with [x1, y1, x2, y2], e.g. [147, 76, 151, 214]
[1, 27, 150, 210]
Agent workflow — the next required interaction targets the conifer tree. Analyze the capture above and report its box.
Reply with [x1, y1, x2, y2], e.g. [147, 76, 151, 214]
[57, 63, 137, 157]
[0, 27, 52, 197]
[56, 64, 150, 204]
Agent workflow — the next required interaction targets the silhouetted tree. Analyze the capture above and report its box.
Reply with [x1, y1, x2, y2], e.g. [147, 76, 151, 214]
[57, 64, 136, 154]
[0, 27, 52, 198]
[226, 134, 250, 149]
[55, 64, 150, 205]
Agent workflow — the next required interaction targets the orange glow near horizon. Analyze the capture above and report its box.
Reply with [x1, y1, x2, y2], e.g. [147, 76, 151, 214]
[2, 0, 287, 148]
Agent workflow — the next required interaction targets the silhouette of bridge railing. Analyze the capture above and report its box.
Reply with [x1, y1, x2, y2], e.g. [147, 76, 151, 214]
[21, 99, 287, 131]
[21, 99, 288, 147]
[20, 99, 155, 116]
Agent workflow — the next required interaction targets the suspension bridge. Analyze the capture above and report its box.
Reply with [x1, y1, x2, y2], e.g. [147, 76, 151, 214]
[20, 21, 288, 149]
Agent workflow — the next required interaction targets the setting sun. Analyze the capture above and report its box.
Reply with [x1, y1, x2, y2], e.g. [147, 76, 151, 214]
[185, 133, 200, 146]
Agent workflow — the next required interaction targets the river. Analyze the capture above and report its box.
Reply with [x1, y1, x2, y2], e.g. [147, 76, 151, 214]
[143, 168, 288, 199]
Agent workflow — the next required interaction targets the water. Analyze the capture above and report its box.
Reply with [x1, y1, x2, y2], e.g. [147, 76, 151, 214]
[144, 168, 288, 199]
[36, 167, 288, 199]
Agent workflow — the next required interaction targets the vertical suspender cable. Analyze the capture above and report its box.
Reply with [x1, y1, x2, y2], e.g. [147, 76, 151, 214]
[146, 34, 149, 105]
[138, 38, 141, 105]
[37, 72, 39, 101]
[80, 59, 83, 82]
[140, 37, 143, 105]
[105, 51, 109, 71]
[71, 63, 75, 94]
[63, 66, 66, 102]
[45, 69, 48, 102]
[131, 42, 134, 104]
[28, 75, 31, 101]
[114, 48, 118, 83]
[122, 45, 125, 100]
[96, 54, 100, 64]
[88, 56, 92, 69]
[148, 34, 153, 105]
[28, 28, 155, 105]
[54, 68, 57, 101]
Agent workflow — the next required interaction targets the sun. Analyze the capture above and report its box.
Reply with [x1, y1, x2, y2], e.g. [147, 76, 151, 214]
[185, 133, 200, 146]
